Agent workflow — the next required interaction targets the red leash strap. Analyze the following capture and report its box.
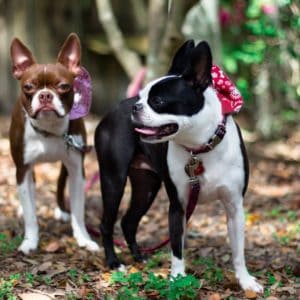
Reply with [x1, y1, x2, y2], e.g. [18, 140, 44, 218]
[140, 180, 200, 253]
[86, 179, 201, 254]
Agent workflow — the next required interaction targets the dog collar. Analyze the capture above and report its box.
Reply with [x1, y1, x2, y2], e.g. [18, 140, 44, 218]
[183, 116, 227, 155]
[69, 67, 92, 120]
[30, 122, 91, 153]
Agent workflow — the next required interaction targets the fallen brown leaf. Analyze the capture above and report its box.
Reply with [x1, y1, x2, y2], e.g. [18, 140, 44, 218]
[43, 240, 61, 253]
[208, 292, 221, 300]
[19, 293, 52, 300]
[245, 289, 257, 299]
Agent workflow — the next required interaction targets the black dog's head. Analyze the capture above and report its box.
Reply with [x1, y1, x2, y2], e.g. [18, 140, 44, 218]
[132, 40, 221, 144]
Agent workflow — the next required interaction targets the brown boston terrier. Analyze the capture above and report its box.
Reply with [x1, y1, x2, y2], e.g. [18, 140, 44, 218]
[9, 33, 99, 254]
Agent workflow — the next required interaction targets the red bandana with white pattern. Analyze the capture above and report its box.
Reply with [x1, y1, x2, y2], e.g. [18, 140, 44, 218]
[211, 64, 243, 115]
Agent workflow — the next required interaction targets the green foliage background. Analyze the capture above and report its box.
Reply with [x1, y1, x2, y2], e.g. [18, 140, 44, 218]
[220, 0, 300, 120]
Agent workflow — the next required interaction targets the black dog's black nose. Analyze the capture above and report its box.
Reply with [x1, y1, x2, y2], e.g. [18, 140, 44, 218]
[132, 103, 143, 114]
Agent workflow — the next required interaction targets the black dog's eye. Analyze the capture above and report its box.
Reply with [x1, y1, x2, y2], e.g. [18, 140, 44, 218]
[150, 96, 164, 106]
[23, 83, 35, 93]
[57, 83, 71, 93]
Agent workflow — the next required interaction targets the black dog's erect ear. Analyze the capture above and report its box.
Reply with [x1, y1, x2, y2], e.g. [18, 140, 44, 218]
[167, 40, 195, 75]
[184, 41, 212, 90]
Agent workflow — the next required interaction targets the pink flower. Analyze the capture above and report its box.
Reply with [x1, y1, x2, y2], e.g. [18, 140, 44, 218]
[219, 8, 231, 26]
[261, 4, 278, 17]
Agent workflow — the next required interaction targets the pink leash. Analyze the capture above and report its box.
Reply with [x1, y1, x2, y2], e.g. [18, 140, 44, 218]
[86, 181, 200, 254]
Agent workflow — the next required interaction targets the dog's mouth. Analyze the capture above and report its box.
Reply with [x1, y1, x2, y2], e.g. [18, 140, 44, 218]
[33, 106, 63, 118]
[134, 123, 179, 141]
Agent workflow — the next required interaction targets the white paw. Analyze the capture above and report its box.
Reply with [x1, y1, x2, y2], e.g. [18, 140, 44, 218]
[238, 274, 264, 293]
[170, 270, 186, 280]
[118, 264, 126, 272]
[76, 237, 100, 252]
[171, 255, 185, 279]
[18, 239, 38, 254]
[54, 207, 70, 222]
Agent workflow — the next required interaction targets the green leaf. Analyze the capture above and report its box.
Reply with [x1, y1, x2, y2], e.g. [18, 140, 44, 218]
[111, 271, 128, 284]
[223, 56, 238, 74]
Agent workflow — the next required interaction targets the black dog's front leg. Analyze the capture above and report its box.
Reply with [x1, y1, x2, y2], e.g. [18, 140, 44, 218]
[165, 179, 186, 278]
[169, 199, 185, 277]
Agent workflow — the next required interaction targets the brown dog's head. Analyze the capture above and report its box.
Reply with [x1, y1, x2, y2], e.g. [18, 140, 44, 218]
[10, 33, 81, 119]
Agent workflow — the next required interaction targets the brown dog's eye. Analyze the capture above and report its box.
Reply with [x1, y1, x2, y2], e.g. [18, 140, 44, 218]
[57, 83, 71, 93]
[23, 83, 35, 93]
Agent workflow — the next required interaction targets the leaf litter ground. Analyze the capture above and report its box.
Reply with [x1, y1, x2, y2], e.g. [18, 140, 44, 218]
[0, 116, 299, 299]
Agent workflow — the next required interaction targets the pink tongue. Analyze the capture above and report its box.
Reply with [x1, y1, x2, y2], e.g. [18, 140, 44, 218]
[134, 127, 157, 135]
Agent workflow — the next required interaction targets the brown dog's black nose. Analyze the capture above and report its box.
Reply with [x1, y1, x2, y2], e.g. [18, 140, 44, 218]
[132, 103, 143, 114]
[39, 91, 53, 104]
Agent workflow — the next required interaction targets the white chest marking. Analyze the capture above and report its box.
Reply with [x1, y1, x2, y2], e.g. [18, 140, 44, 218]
[167, 116, 245, 205]
[23, 116, 82, 165]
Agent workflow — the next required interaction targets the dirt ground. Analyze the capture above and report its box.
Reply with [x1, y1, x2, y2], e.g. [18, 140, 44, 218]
[0, 115, 299, 299]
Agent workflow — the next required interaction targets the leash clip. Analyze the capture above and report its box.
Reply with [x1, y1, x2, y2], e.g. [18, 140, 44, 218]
[63, 133, 92, 153]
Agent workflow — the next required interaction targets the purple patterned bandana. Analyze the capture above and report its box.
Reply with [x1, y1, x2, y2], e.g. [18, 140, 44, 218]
[69, 67, 92, 120]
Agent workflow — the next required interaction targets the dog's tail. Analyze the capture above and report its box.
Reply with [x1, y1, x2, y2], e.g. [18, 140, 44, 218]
[56, 163, 69, 213]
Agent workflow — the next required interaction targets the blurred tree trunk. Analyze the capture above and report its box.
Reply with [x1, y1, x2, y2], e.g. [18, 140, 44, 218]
[145, 0, 168, 82]
[254, 64, 272, 137]
[0, 0, 11, 113]
[0, 0, 28, 113]
[147, 0, 197, 82]
[95, 0, 143, 80]
[129, 0, 148, 34]
[95, 0, 197, 83]
[183, 0, 221, 64]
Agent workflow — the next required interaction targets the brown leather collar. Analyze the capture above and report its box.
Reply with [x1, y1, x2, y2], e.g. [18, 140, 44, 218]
[183, 116, 227, 155]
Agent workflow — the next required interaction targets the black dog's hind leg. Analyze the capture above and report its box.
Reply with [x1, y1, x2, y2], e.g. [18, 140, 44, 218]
[121, 168, 161, 262]
[99, 167, 129, 269]
[95, 117, 136, 269]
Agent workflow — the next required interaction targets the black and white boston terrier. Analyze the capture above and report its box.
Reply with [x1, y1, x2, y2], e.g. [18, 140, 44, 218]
[94, 40, 263, 292]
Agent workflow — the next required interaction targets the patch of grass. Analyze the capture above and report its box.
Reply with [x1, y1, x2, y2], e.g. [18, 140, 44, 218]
[111, 271, 200, 300]
[272, 232, 292, 245]
[192, 256, 224, 285]
[68, 268, 78, 282]
[42, 275, 52, 285]
[24, 272, 35, 286]
[266, 208, 299, 224]
[0, 274, 20, 300]
[0, 233, 22, 254]
[287, 210, 297, 222]
[66, 292, 80, 300]
[143, 251, 169, 271]
[264, 287, 271, 298]
[266, 207, 282, 218]
[266, 271, 283, 287]
[80, 273, 91, 283]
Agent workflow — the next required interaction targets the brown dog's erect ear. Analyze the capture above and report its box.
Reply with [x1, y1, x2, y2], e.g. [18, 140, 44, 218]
[10, 38, 36, 80]
[57, 33, 81, 75]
